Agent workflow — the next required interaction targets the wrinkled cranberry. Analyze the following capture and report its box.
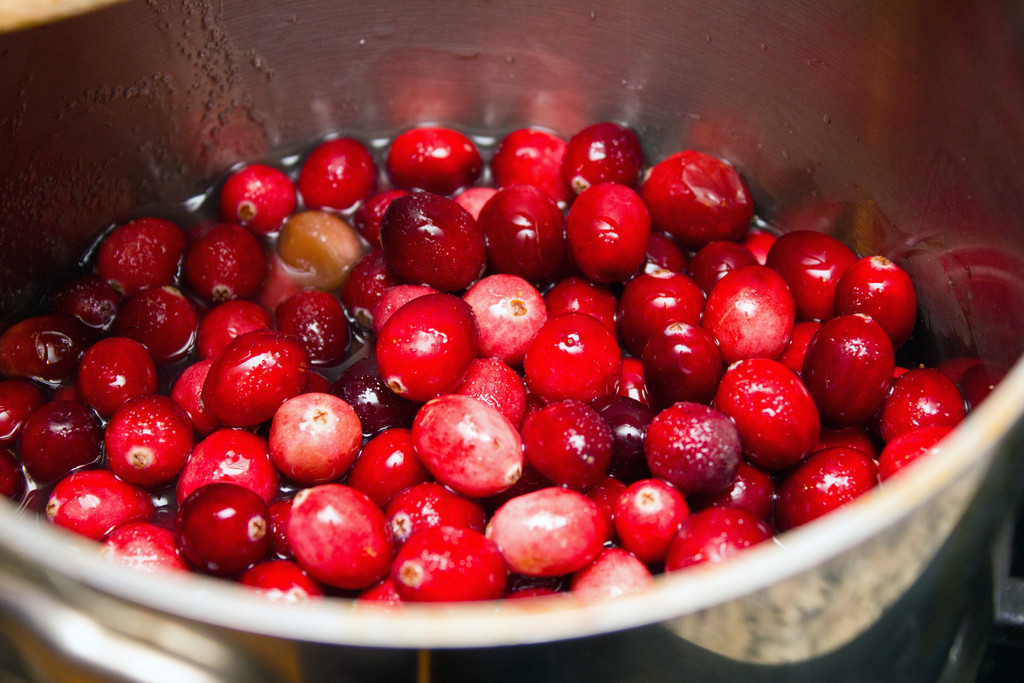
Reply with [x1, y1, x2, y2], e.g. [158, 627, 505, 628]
[618, 270, 705, 358]
[566, 183, 651, 283]
[219, 164, 297, 234]
[774, 447, 879, 532]
[176, 483, 272, 576]
[95, 217, 187, 297]
[0, 314, 90, 382]
[491, 128, 571, 204]
[561, 122, 643, 194]
[478, 184, 566, 284]
[386, 126, 482, 195]
[392, 525, 507, 602]
[523, 313, 622, 405]
[297, 137, 377, 212]
[665, 507, 771, 571]
[47, 469, 154, 541]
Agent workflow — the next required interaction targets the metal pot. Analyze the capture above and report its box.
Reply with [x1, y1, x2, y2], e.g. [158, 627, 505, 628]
[2, 1, 1024, 680]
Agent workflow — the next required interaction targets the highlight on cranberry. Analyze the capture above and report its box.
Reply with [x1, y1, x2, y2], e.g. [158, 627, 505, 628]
[0, 119, 980, 606]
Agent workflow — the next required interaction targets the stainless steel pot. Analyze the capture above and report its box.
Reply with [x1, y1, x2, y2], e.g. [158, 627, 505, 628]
[2, 1, 1024, 680]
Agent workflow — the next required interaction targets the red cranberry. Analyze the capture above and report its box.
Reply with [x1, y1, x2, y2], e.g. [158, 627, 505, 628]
[0, 379, 47, 447]
[462, 274, 547, 367]
[477, 184, 566, 283]
[354, 189, 410, 246]
[297, 137, 377, 212]
[814, 426, 878, 459]
[593, 395, 654, 481]
[801, 314, 895, 428]
[47, 470, 154, 541]
[571, 547, 654, 602]
[453, 187, 497, 220]
[561, 122, 643, 194]
[690, 461, 776, 521]
[566, 183, 651, 283]
[340, 249, 404, 329]
[644, 231, 689, 274]
[0, 448, 25, 500]
[522, 400, 613, 490]
[878, 425, 953, 481]
[346, 428, 429, 508]
[77, 337, 157, 417]
[713, 359, 821, 470]
[105, 394, 194, 487]
[491, 128, 571, 204]
[774, 447, 879, 532]
[357, 578, 404, 605]
[764, 230, 859, 322]
[702, 265, 795, 365]
[876, 368, 966, 443]
[115, 286, 198, 364]
[642, 322, 723, 409]
[287, 484, 393, 590]
[776, 320, 822, 377]
[49, 274, 121, 331]
[523, 313, 622, 405]
[641, 150, 754, 249]
[169, 360, 222, 436]
[391, 525, 507, 602]
[202, 329, 310, 428]
[544, 276, 619, 337]
[268, 392, 362, 485]
[175, 428, 280, 505]
[586, 475, 628, 543]
[269, 499, 294, 558]
[686, 240, 758, 294]
[614, 478, 690, 563]
[330, 355, 419, 437]
[196, 300, 271, 361]
[371, 284, 439, 337]
[454, 357, 527, 428]
[176, 482, 272, 576]
[616, 357, 650, 407]
[742, 229, 776, 264]
[380, 192, 486, 292]
[0, 313, 90, 382]
[665, 507, 771, 571]
[274, 290, 350, 366]
[386, 126, 482, 195]
[385, 481, 486, 547]
[20, 400, 102, 483]
[219, 164, 297, 234]
[183, 223, 268, 302]
[618, 270, 705, 358]
[95, 217, 187, 297]
[644, 401, 742, 495]
[240, 560, 324, 602]
[101, 523, 188, 573]
[834, 255, 917, 348]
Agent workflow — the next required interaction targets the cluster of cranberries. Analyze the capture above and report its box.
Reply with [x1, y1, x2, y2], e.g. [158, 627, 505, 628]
[0, 122, 998, 606]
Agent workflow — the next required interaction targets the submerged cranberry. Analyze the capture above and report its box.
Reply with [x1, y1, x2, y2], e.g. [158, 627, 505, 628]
[170, 360, 222, 436]
[176, 483, 272, 576]
[386, 126, 482, 195]
[20, 400, 103, 483]
[0, 314, 90, 382]
[95, 217, 187, 298]
[219, 164, 297, 234]
[0, 448, 25, 500]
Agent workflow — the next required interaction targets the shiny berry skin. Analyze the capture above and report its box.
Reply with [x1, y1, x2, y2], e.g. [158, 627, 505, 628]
[386, 126, 482, 195]
[354, 189, 410, 246]
[618, 270, 705, 358]
[219, 164, 297, 234]
[774, 447, 879, 532]
[544, 276, 619, 337]
[175, 428, 280, 505]
[46, 470, 154, 541]
[274, 290, 350, 366]
[566, 183, 651, 283]
[522, 400, 613, 491]
[0, 314, 90, 382]
[491, 128, 571, 204]
[642, 322, 723, 409]
[571, 547, 654, 602]
[340, 249, 404, 329]
[454, 186, 497, 220]
[95, 217, 187, 298]
[268, 392, 362, 485]
[330, 355, 419, 437]
[277, 211, 365, 292]
[523, 313, 622, 405]
[644, 231, 689, 274]
[454, 358, 527, 428]
[477, 184, 566, 284]
[742, 229, 776, 264]
[665, 507, 772, 571]
[101, 523, 189, 573]
[834, 256, 918, 349]
[287, 484, 394, 590]
[0, 379, 47, 447]
[20, 400, 102, 483]
[614, 478, 690, 563]
[644, 401, 742, 495]
[385, 481, 486, 546]
[240, 560, 324, 603]
[380, 191, 486, 293]
[115, 286, 198, 364]
[376, 294, 479, 403]
[202, 329, 311, 428]
[801, 314, 895, 428]
[876, 368, 966, 443]
[392, 525, 507, 602]
[878, 425, 953, 481]
[616, 357, 650, 407]
[170, 360, 222, 436]
[76, 337, 157, 417]
[690, 461, 776, 521]
[586, 475, 628, 542]
[686, 240, 758, 294]
[713, 359, 821, 471]
[776, 321, 822, 377]
[561, 122, 643, 194]
[814, 426, 878, 459]
[196, 300, 271, 361]
[462, 274, 547, 367]
[49, 274, 121, 331]
[702, 265, 795, 365]
[641, 150, 754, 249]
[765, 230, 859, 322]
[486, 487, 606, 577]
[357, 578, 404, 605]
[176, 483, 272, 576]
[183, 223, 268, 302]
[371, 284, 439, 337]
[346, 428, 429, 508]
[593, 395, 654, 482]
[105, 394, 194, 487]
[0, 448, 25, 500]
[297, 137, 377, 212]
[412, 394, 524, 498]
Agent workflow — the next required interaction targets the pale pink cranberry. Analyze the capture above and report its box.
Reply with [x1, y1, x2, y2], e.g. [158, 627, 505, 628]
[544, 276, 619, 337]
[462, 274, 547, 367]
[341, 250, 404, 329]
[370, 284, 439, 337]
[690, 460, 776, 521]
[0, 448, 25, 500]
[486, 487, 606, 577]
[176, 483, 272, 576]
[477, 184, 566, 284]
[275, 290, 350, 366]
[170, 360, 222, 436]
[20, 400, 102, 483]
[571, 547, 654, 602]
[386, 126, 482, 195]
[0, 314, 90, 382]
[330, 355, 420, 437]
[774, 447, 879, 531]
[702, 265, 795, 364]
[346, 428, 429, 508]
[713, 359, 821, 471]
[353, 190, 409, 246]
[566, 183, 651, 283]
[522, 400, 612, 490]
[46, 470, 154, 541]
[641, 150, 754, 249]
[357, 578, 404, 605]
[586, 475, 628, 543]
[742, 229, 776, 264]
[385, 481, 486, 547]
[114, 286, 198, 364]
[297, 137, 377, 211]
[876, 368, 966, 444]
[239, 560, 324, 603]
[615, 357, 650, 408]
[878, 425, 953, 481]
[219, 164, 297, 234]
[593, 394, 654, 481]
[765, 230, 859, 322]
[269, 393, 362, 485]
[614, 478, 690, 563]
[0, 379, 47, 446]
[101, 523, 189, 573]
[561, 122, 643, 194]
[202, 329, 310, 428]
[105, 394, 194, 487]
[813, 426, 878, 459]
[522, 313, 622, 404]
[196, 300, 271, 361]
[644, 231, 689, 275]
[686, 240, 758, 294]
[391, 525, 507, 602]
[175, 428, 280, 505]
[412, 394, 523, 498]
[618, 270, 705, 358]
[492, 128, 571, 204]
[454, 358, 527, 428]
[665, 507, 771, 571]
[642, 322, 723, 409]
[95, 217, 187, 297]
[776, 320, 823, 377]
[644, 402, 742, 495]
[834, 255, 918, 349]
[49, 274, 121, 331]
[183, 223, 268, 302]
[453, 186, 497, 220]
[77, 337, 157, 417]
[287, 484, 394, 590]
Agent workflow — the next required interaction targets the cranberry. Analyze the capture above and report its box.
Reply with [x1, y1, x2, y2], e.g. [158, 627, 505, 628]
[686, 240, 758, 294]
[202, 329, 310, 428]
[878, 425, 953, 481]
[642, 322, 723, 409]
[561, 122, 643, 194]
[105, 394, 194, 487]
[644, 231, 689, 275]
[477, 184, 566, 283]
[834, 255, 918, 349]
[814, 426, 878, 459]
[277, 211, 365, 292]
[453, 187, 497, 220]
[379, 192, 486, 293]
[412, 394, 523, 498]
[742, 229, 776, 264]
[269, 499, 294, 558]
[617, 270, 705, 358]
[274, 290, 350, 366]
[330, 355, 419, 437]
[101, 523, 189, 573]
[801, 314, 895, 428]
[49, 274, 121, 331]
[876, 368, 966, 443]
[593, 395, 654, 481]
[346, 428, 428, 508]
[665, 507, 771, 571]
[340, 250, 404, 329]
[115, 286, 197, 364]
[0, 448, 25, 500]
[20, 400, 102, 483]
[615, 357, 650, 407]
[522, 400, 613, 490]
[170, 360, 222, 436]
[47, 470, 154, 541]
[960, 362, 1005, 410]
[702, 264, 795, 365]
[357, 578, 404, 605]
[544, 276, 619, 337]
[175, 428, 280, 505]
[176, 483, 272, 576]
[95, 217, 187, 297]
[386, 126, 482, 195]
[690, 461, 776, 521]
[76, 337, 157, 417]
[240, 560, 323, 602]
[614, 478, 690, 563]
[570, 547, 654, 602]
[764, 230, 859, 322]
[268, 392, 362, 485]
[486, 487, 605, 577]
[641, 150, 754, 249]
[219, 164, 297, 234]
[297, 137, 377, 212]
[566, 182, 651, 283]
[385, 481, 486, 547]
[184, 223, 268, 302]
[776, 320, 822, 377]
[644, 401, 742, 495]
[354, 189, 410, 246]
[454, 358, 527, 428]
[713, 359, 821, 471]
[196, 300, 272, 361]
[491, 128, 571, 204]
[287, 484, 393, 590]
[523, 313, 622, 404]
[586, 475, 628, 543]
[371, 284, 440, 337]
[0, 313, 90, 382]
[462, 274, 547, 367]
[391, 525, 506, 602]
[774, 447, 879, 532]
[0, 379, 47, 447]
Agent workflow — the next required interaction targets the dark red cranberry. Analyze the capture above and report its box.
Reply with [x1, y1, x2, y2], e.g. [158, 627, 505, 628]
[878, 425, 953, 481]
[268, 392, 362, 485]
[101, 522, 189, 573]
[454, 357, 527, 428]
[105, 394, 194, 487]
[386, 126, 482, 195]
[392, 525, 507, 602]
[330, 355, 419, 437]
[371, 284, 439, 337]
[618, 270, 705, 358]
[297, 137, 377, 211]
[196, 300, 272, 361]
[834, 255, 918, 349]
[764, 230, 859, 322]
[20, 400, 102, 483]
[491, 128, 572, 204]
[340, 249, 404, 330]
[876, 368, 966, 443]
[176, 482, 272, 576]
[665, 507, 771, 571]
[641, 150, 754, 249]
[960, 362, 1006, 410]
[616, 357, 650, 407]
[774, 447, 879, 532]
[95, 217, 187, 297]
[592, 395, 654, 482]
[644, 231, 689, 274]
[477, 184, 566, 284]
[0, 448, 25, 500]
[170, 360, 222, 436]
[814, 426, 878, 459]
[614, 478, 690, 564]
[702, 265, 795, 365]
[690, 461, 776, 521]
[219, 164, 297, 234]
[240, 560, 324, 602]
[0, 314, 90, 382]
[642, 322, 723, 409]
[644, 401, 742, 495]
[0, 379, 46, 447]
[77, 337, 157, 417]
[544, 276, 619, 337]
[379, 191, 486, 292]
[353, 189, 409, 246]
[175, 428, 280, 505]
[346, 428, 429, 509]
[566, 183, 651, 283]
[776, 321, 822, 377]
[46, 469, 154, 541]
[269, 499, 294, 558]
[115, 286, 198, 364]
[522, 313, 622, 404]
[274, 290, 350, 366]
[480, 461, 553, 516]
[686, 240, 758, 294]
[49, 274, 121, 331]
[571, 547, 654, 602]
[183, 223, 268, 302]
[522, 400, 613, 491]
[462, 274, 547, 368]
[561, 122, 643, 194]
[385, 481, 486, 547]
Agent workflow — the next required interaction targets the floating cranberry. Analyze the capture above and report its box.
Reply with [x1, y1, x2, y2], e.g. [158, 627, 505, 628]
[686, 240, 758, 294]
[175, 428, 279, 505]
[523, 313, 622, 404]
[274, 290, 350, 366]
[0, 314, 90, 382]
[95, 217, 187, 297]
[0, 379, 46, 447]
[169, 360, 222, 436]
[49, 274, 121, 331]
[268, 392, 362, 485]
[354, 189, 410, 246]
[571, 547, 654, 602]
[20, 400, 102, 483]
[543, 276, 619, 337]
[593, 394, 654, 481]
[47, 470, 154, 541]
[340, 250, 404, 329]
[101, 522, 189, 573]
[561, 122, 643, 194]
[240, 560, 324, 602]
[76, 337, 157, 417]
[702, 265, 795, 365]
[0, 448, 25, 500]
[765, 230, 859, 322]
[644, 401, 742, 495]
[642, 322, 723, 409]
[386, 126, 482, 195]
[278, 211, 365, 292]
[876, 368, 966, 443]
[477, 184, 566, 283]
[665, 507, 771, 571]
[834, 255, 918, 349]
[330, 355, 419, 437]
[115, 286, 197, 364]
[491, 128, 571, 204]
[454, 358, 527, 428]
[184, 223, 268, 302]
[219, 164, 297, 234]
[618, 270, 705, 358]
[462, 274, 547, 367]
[392, 525, 507, 602]
[614, 478, 690, 564]
[522, 400, 613, 491]
[196, 300, 272, 361]
[176, 483, 272, 576]
[347, 428, 428, 509]
[774, 447, 879, 532]
[878, 425, 953, 481]
[297, 137, 377, 212]
[689, 461, 776, 521]
[565, 183, 651, 283]
[105, 394, 194, 487]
